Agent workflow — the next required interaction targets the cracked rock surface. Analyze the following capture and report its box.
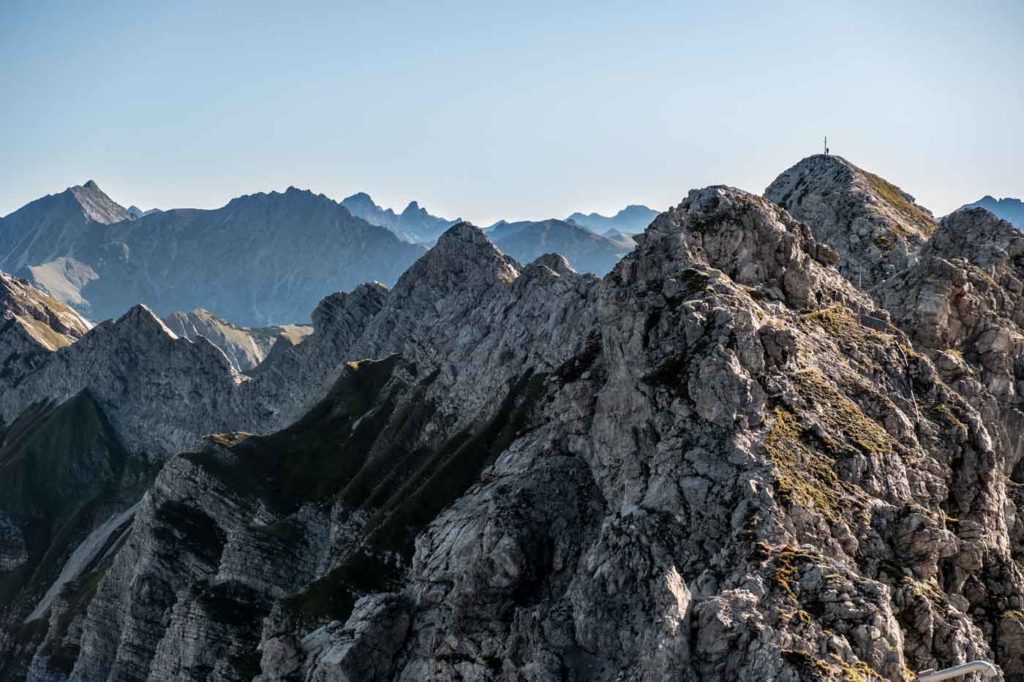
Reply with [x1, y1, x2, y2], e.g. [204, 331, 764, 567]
[3, 163, 1024, 681]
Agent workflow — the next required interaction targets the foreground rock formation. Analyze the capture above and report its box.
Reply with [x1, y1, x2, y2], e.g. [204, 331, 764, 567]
[2, 157, 1024, 681]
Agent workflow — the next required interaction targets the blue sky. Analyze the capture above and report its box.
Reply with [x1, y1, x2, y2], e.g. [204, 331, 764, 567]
[1, 0, 1021, 222]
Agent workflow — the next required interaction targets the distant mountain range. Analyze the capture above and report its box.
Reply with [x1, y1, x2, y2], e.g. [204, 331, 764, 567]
[486, 219, 629, 275]
[0, 183, 426, 326]
[959, 196, 1024, 228]
[9, 155, 1024, 679]
[340, 192, 459, 244]
[342, 191, 656, 244]
[566, 204, 659, 234]
[0, 185, 649, 327]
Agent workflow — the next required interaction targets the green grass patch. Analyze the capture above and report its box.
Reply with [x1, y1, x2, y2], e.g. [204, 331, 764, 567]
[862, 169, 936, 237]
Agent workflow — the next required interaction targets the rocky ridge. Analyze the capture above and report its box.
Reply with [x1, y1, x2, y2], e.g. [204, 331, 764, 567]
[0, 305, 244, 460]
[765, 155, 937, 289]
[0, 272, 91, 356]
[162, 309, 312, 373]
[9, 176, 1023, 680]
[3, 158, 1024, 680]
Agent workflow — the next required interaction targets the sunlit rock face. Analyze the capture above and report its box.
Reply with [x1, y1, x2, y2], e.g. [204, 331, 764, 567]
[766, 154, 937, 289]
[162, 308, 312, 373]
[6, 163, 1024, 681]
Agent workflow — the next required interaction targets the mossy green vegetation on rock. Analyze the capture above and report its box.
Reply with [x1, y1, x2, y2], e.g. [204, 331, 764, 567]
[861, 169, 937, 238]
[181, 355, 551, 632]
[764, 407, 867, 523]
[278, 369, 548, 629]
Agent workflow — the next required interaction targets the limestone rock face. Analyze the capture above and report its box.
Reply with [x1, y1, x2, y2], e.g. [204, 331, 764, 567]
[765, 155, 937, 288]
[0, 272, 91, 345]
[16, 185, 1024, 681]
[0, 271, 92, 379]
[242, 282, 390, 427]
[875, 208, 1024, 673]
[162, 308, 312, 372]
[51, 222, 598, 681]
[0, 304, 242, 460]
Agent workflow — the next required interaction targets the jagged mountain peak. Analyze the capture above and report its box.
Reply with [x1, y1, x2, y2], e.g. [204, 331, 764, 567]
[0, 181, 131, 274]
[765, 154, 936, 288]
[310, 281, 390, 331]
[341, 192, 459, 244]
[340, 191, 377, 209]
[526, 252, 575, 275]
[65, 180, 131, 225]
[628, 185, 861, 311]
[927, 207, 1022, 267]
[768, 155, 936, 236]
[435, 221, 494, 248]
[389, 222, 520, 303]
[110, 303, 179, 339]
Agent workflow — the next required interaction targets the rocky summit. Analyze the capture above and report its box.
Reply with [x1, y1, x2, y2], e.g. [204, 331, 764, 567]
[2, 158, 1024, 681]
[765, 155, 937, 289]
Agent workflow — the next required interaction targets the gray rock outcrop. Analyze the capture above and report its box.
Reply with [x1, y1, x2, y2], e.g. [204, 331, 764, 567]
[0, 271, 91, 376]
[14, 185, 1022, 681]
[765, 154, 937, 288]
[162, 308, 312, 373]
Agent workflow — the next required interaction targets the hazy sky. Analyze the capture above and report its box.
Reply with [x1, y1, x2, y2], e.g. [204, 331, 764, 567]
[1, 0, 1021, 223]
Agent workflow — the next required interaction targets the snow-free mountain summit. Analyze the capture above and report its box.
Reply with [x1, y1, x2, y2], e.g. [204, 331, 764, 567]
[2, 155, 1024, 680]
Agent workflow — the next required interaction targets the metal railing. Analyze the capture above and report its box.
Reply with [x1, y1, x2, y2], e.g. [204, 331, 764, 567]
[917, 660, 999, 681]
